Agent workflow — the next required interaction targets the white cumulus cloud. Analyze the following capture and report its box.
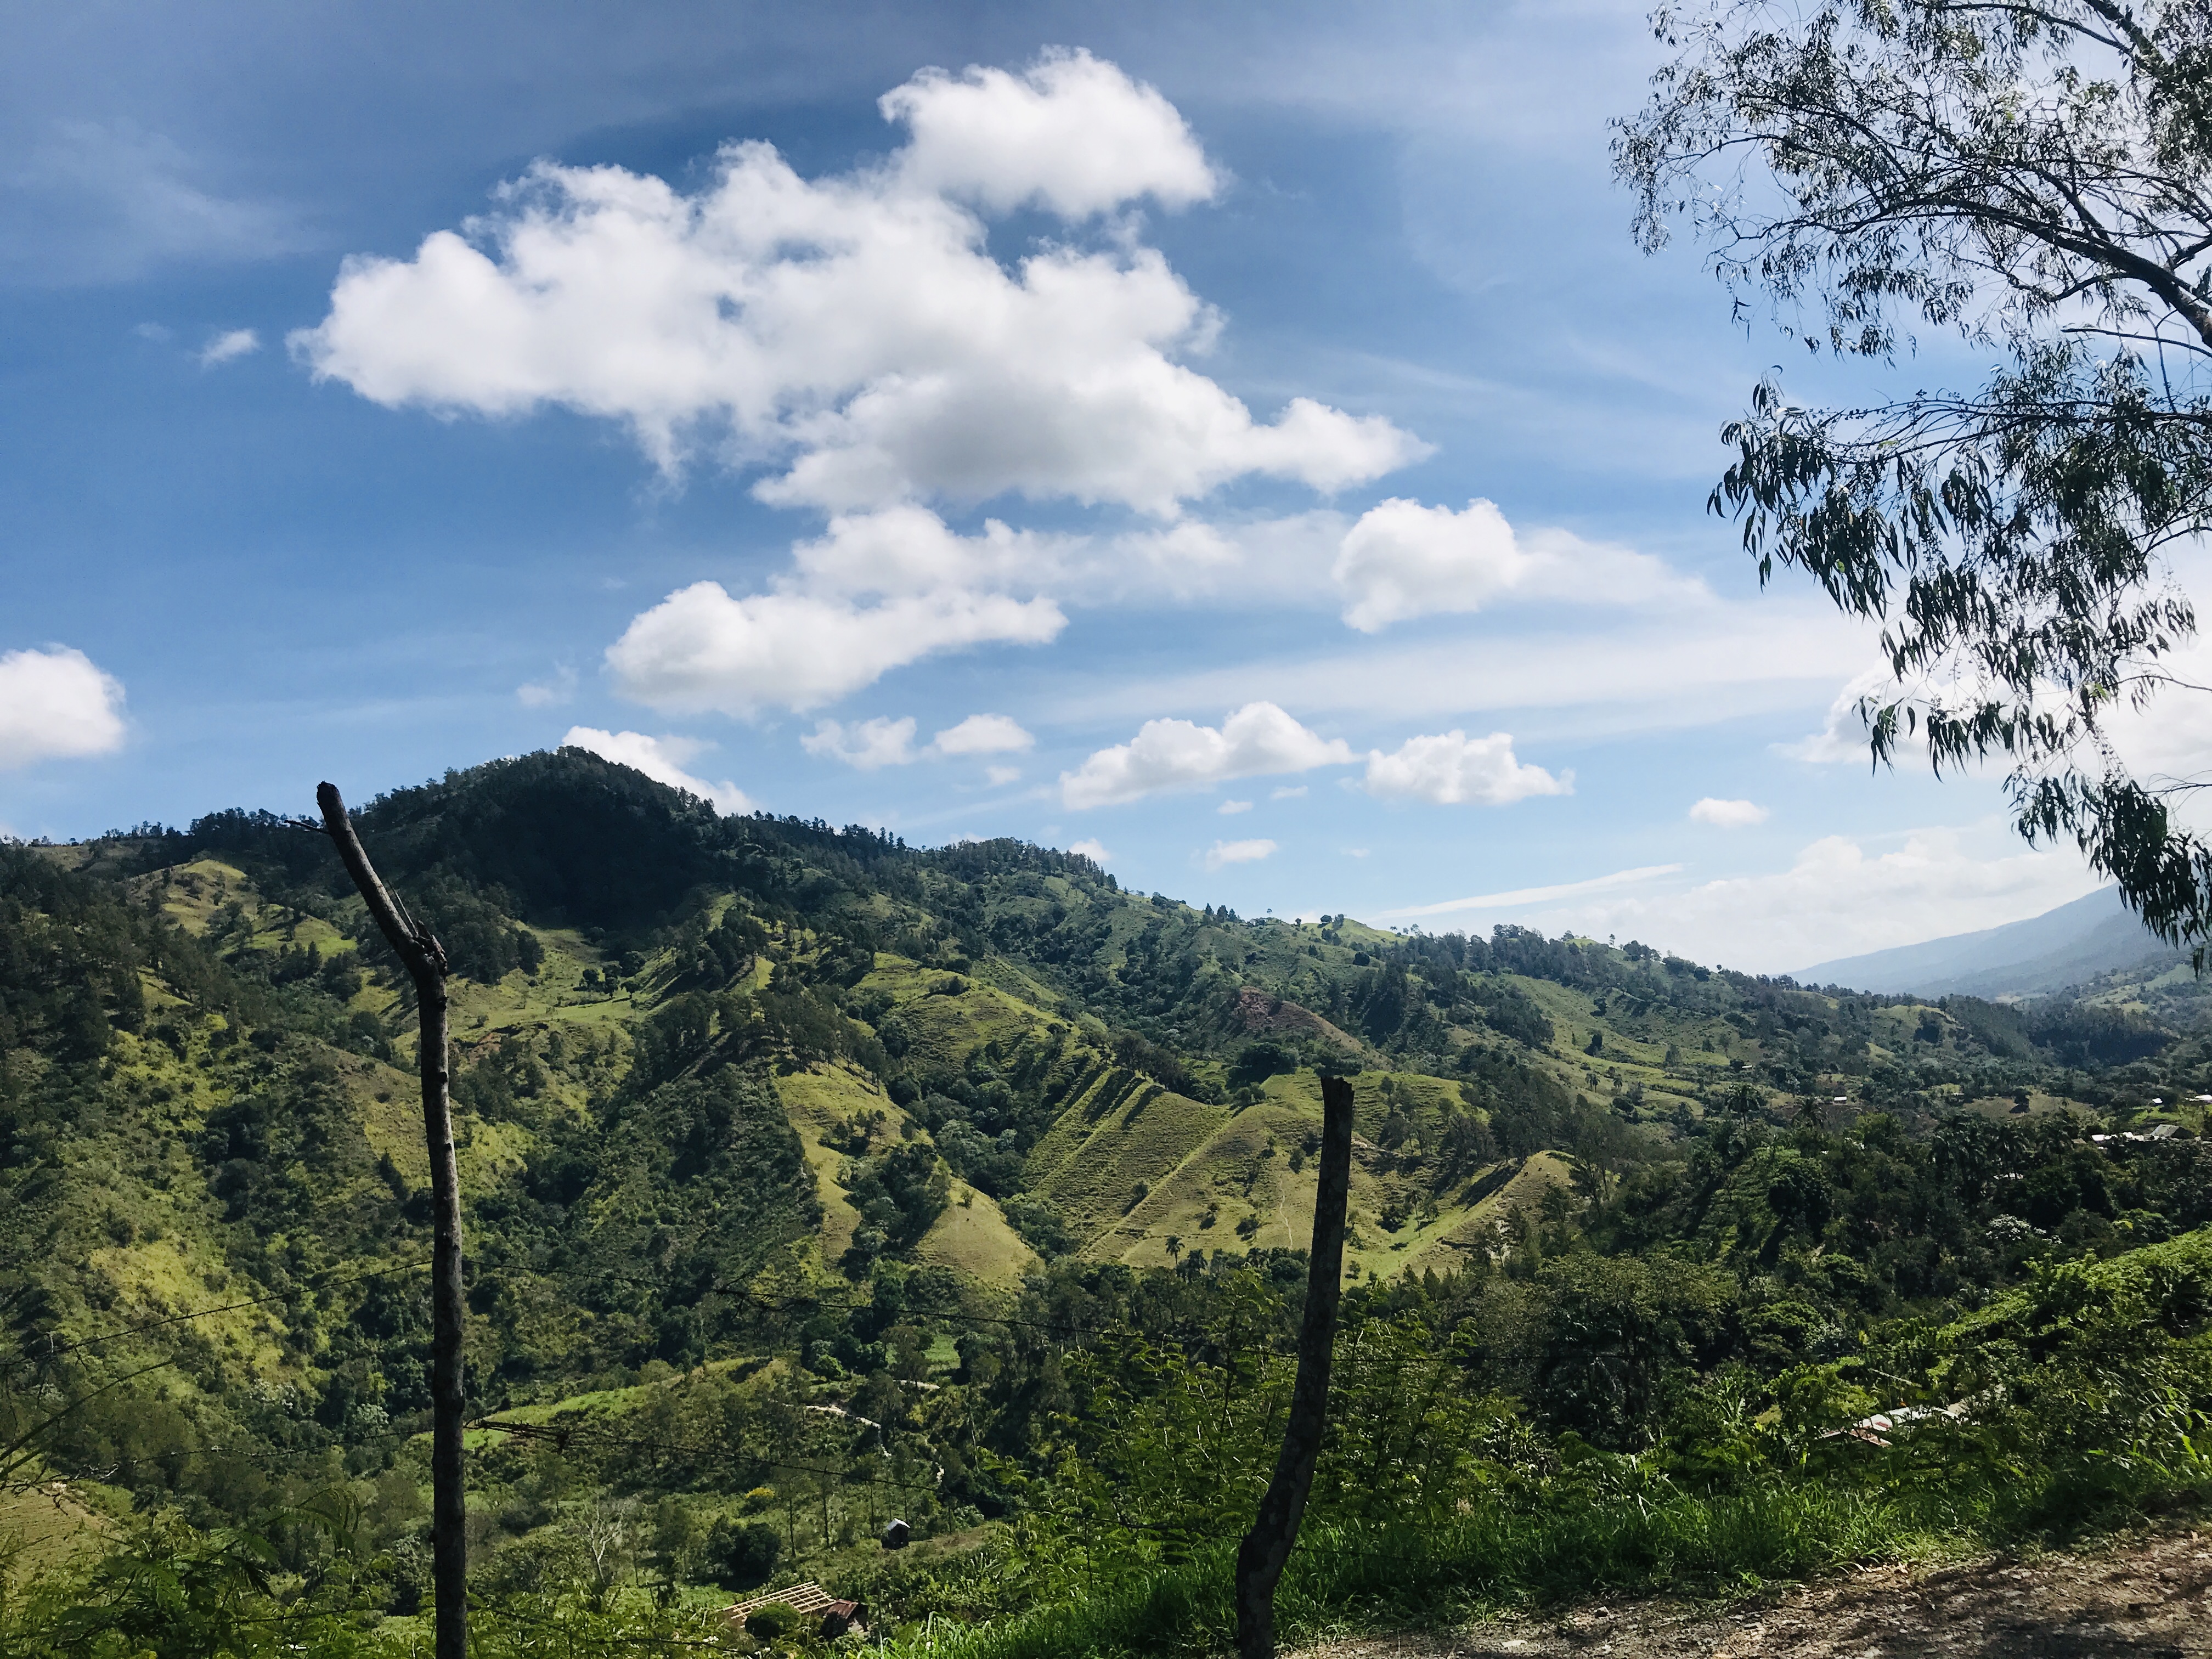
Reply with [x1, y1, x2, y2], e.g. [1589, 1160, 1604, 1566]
[1218, 798, 1254, 814]
[292, 50, 1420, 515]
[1335, 497, 1525, 631]
[561, 726, 754, 814]
[605, 509, 1068, 714]
[198, 328, 259, 366]
[804, 716, 919, 770]
[933, 712, 1034, 754]
[1361, 730, 1570, 805]
[786, 506, 1061, 598]
[1061, 701, 1356, 809]
[1689, 797, 1768, 828]
[1068, 837, 1111, 863]
[1333, 499, 1703, 632]
[1205, 837, 1277, 870]
[0, 646, 127, 770]
[886, 48, 1220, 218]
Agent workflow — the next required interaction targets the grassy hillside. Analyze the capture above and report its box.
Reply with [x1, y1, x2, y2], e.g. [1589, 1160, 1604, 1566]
[6, 747, 2212, 1649]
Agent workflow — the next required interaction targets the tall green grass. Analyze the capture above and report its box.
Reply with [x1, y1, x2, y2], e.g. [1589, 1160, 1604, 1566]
[7, 1457, 2200, 1657]
[871, 1460, 2210, 1659]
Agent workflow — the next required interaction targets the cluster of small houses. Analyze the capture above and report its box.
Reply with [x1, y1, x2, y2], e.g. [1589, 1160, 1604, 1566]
[2090, 1122, 2181, 1143]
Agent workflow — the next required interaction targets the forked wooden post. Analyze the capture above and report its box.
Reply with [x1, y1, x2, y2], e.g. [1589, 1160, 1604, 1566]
[315, 782, 467, 1659]
[1234, 1073, 1355, 1659]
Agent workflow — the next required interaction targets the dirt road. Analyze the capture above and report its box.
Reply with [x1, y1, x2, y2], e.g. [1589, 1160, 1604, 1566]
[1291, 1525, 2211, 1657]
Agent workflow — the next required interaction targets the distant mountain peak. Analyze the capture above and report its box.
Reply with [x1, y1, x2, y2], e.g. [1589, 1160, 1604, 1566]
[1792, 886, 2174, 1000]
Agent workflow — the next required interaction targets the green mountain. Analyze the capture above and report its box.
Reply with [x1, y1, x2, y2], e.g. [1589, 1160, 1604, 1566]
[6, 746, 2211, 1617]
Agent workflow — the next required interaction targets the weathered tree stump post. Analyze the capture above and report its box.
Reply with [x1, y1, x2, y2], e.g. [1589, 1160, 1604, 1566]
[1234, 1072, 1355, 1659]
[315, 782, 467, 1659]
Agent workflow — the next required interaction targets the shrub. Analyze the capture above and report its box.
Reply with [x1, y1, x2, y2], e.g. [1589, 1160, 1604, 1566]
[744, 1599, 802, 1641]
[708, 1516, 784, 1589]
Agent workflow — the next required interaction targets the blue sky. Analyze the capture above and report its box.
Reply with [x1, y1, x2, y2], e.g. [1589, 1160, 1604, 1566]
[0, 0, 2135, 970]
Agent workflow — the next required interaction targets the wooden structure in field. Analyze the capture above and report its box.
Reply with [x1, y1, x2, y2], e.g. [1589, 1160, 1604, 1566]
[724, 1581, 867, 1639]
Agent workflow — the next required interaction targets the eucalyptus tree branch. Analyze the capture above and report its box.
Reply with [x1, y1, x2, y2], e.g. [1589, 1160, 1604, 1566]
[1624, 1, 2212, 947]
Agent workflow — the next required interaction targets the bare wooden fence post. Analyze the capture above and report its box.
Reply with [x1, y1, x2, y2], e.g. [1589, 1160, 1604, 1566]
[315, 782, 467, 1659]
[1234, 1073, 1355, 1659]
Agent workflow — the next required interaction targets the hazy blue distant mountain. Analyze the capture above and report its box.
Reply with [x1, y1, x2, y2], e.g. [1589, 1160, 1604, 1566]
[1792, 886, 2179, 1000]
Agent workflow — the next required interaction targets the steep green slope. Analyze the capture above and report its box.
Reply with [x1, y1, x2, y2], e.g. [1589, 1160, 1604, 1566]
[8, 744, 2212, 1605]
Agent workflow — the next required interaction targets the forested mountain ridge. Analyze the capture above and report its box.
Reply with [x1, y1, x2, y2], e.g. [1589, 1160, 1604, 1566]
[5, 747, 2211, 1647]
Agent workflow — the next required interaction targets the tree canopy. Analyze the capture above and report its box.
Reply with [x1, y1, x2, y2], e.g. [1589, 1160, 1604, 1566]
[1616, 0, 2212, 949]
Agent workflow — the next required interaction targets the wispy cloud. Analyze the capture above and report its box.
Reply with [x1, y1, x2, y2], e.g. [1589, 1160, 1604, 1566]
[1205, 837, 1277, 870]
[1526, 827, 2100, 974]
[934, 713, 1033, 754]
[516, 664, 577, 707]
[1381, 862, 1685, 919]
[1054, 603, 1872, 733]
[1689, 797, 1767, 828]
[198, 327, 259, 366]
[803, 715, 918, 770]
[806, 710, 1041, 771]
[8, 120, 306, 284]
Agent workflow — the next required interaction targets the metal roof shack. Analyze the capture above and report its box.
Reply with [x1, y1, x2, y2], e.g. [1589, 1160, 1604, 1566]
[1822, 1402, 1968, 1448]
[2089, 1124, 2181, 1144]
[724, 1581, 867, 1640]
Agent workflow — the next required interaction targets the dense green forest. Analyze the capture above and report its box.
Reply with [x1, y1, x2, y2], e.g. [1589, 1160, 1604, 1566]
[3, 749, 2210, 1655]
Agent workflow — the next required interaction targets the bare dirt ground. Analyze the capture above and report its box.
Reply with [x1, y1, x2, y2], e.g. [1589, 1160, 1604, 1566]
[1290, 1524, 2212, 1658]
